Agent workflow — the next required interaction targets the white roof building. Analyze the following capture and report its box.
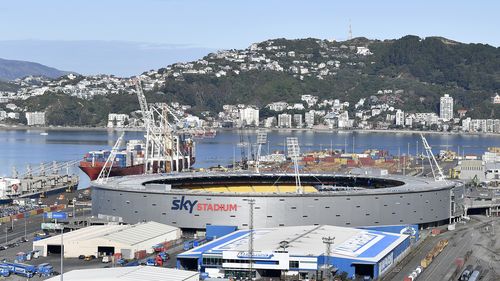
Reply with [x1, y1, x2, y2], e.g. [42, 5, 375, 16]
[45, 266, 198, 281]
[33, 221, 180, 259]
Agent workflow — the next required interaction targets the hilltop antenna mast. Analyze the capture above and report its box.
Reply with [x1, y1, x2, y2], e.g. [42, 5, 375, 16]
[287, 137, 302, 194]
[348, 19, 353, 40]
[420, 134, 445, 181]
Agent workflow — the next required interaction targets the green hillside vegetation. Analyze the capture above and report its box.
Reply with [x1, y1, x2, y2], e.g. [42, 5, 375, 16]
[20, 36, 500, 126]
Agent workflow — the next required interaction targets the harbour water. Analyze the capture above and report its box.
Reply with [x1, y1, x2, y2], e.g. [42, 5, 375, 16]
[0, 128, 498, 188]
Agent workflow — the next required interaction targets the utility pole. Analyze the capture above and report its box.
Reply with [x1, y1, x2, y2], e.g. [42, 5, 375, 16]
[322, 236, 335, 281]
[248, 199, 255, 280]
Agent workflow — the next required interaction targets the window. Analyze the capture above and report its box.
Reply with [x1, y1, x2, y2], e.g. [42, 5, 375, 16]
[289, 260, 299, 268]
[325, 206, 330, 209]
[152, 203, 157, 206]
[162, 212, 166, 215]
[291, 207, 297, 210]
[303, 215, 308, 218]
[267, 216, 272, 218]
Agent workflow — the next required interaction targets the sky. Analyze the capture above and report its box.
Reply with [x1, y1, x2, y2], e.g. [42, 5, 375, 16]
[0, 0, 498, 76]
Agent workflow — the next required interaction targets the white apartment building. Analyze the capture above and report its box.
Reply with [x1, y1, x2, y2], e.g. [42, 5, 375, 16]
[278, 113, 292, 128]
[238, 107, 259, 127]
[440, 94, 453, 121]
[25, 112, 46, 126]
[107, 113, 129, 128]
[267, 102, 288, 112]
[395, 110, 405, 126]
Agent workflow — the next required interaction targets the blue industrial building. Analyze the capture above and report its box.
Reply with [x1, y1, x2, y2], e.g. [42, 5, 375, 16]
[177, 225, 416, 280]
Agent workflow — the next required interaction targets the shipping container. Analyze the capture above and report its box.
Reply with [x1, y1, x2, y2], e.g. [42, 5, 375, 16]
[134, 250, 147, 260]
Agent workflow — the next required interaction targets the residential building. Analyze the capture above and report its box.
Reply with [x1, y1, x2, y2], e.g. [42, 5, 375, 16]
[395, 110, 405, 126]
[293, 114, 303, 128]
[263, 117, 275, 128]
[304, 111, 315, 128]
[25, 112, 46, 126]
[238, 107, 259, 127]
[107, 113, 129, 128]
[278, 113, 292, 128]
[440, 94, 453, 121]
[492, 93, 500, 104]
[267, 102, 288, 112]
[7, 112, 19, 119]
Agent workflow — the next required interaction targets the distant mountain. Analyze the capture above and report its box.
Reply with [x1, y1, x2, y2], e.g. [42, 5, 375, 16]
[0, 58, 70, 80]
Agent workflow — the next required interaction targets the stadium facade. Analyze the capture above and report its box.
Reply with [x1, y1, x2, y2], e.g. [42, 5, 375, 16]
[91, 172, 458, 229]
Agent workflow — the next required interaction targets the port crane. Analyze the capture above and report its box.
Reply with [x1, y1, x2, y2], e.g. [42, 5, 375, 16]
[134, 78, 191, 174]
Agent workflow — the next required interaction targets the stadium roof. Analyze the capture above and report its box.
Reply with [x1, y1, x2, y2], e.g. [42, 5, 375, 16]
[179, 225, 408, 263]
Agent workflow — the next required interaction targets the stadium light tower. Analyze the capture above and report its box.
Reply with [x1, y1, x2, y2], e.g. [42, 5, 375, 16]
[247, 199, 255, 280]
[256, 131, 268, 173]
[286, 137, 302, 194]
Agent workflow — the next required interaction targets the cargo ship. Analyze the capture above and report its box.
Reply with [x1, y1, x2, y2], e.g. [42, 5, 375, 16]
[79, 137, 196, 181]
[0, 173, 79, 205]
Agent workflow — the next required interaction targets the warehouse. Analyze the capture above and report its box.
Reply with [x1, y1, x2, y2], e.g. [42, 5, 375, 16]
[45, 266, 198, 281]
[33, 221, 180, 259]
[177, 225, 411, 280]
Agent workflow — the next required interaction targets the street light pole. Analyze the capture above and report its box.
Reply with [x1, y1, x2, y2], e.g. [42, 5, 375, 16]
[24, 219, 26, 239]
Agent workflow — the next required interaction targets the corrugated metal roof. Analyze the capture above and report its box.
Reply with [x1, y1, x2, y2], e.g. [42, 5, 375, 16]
[45, 266, 198, 281]
[34, 222, 179, 247]
[102, 221, 178, 246]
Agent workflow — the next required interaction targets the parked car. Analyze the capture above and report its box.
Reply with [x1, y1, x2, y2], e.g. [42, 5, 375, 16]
[84, 255, 96, 261]
[102, 256, 111, 263]
[78, 255, 85, 260]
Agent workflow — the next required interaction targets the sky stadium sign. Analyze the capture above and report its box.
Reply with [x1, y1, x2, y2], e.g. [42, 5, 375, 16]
[171, 196, 238, 213]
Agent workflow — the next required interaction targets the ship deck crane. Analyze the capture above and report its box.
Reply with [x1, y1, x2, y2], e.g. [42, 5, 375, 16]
[95, 132, 125, 184]
[420, 134, 446, 181]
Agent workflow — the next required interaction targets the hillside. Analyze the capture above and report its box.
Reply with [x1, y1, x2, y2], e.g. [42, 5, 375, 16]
[0, 58, 69, 80]
[14, 35, 500, 125]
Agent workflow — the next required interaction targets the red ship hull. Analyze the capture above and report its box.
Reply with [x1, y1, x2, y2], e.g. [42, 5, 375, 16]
[79, 164, 145, 181]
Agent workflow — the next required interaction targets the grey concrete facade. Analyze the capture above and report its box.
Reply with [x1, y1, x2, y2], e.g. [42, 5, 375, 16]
[91, 173, 455, 229]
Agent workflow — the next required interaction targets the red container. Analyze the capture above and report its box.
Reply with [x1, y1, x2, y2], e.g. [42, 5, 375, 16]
[431, 229, 441, 235]
[50, 206, 57, 211]
[359, 158, 375, 166]
[134, 250, 147, 260]
[303, 156, 315, 162]
[16, 213, 24, 219]
[323, 156, 335, 162]
[114, 253, 122, 260]
[36, 209, 44, 214]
